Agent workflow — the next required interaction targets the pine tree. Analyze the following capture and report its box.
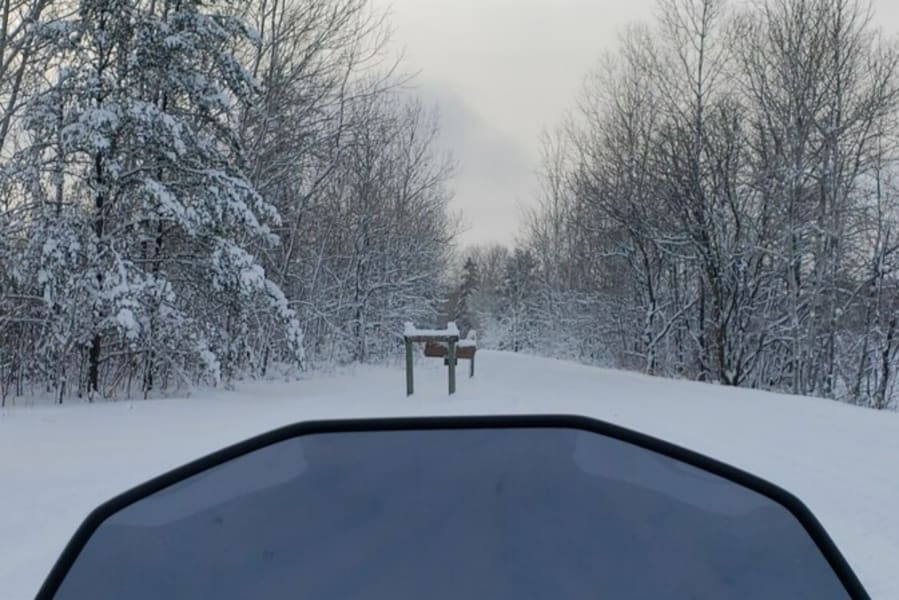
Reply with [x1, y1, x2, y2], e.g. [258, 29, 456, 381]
[15, 0, 302, 398]
[454, 256, 480, 338]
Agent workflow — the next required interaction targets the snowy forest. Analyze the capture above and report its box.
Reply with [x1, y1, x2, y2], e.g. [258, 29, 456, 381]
[0, 0, 455, 402]
[2, 0, 899, 410]
[459, 0, 899, 409]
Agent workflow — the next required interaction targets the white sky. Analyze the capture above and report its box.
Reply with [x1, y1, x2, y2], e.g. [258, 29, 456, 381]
[373, 0, 899, 246]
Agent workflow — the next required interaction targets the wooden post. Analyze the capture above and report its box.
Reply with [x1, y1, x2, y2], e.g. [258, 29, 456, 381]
[405, 339, 414, 396]
[447, 338, 457, 395]
[470, 353, 475, 378]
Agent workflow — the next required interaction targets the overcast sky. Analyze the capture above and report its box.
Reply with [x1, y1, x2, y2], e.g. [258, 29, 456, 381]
[372, 0, 899, 246]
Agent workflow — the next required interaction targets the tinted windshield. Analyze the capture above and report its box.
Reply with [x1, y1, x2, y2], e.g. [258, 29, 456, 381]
[54, 428, 849, 600]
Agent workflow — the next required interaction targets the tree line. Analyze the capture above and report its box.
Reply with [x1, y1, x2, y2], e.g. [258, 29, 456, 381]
[0, 0, 455, 403]
[453, 0, 899, 409]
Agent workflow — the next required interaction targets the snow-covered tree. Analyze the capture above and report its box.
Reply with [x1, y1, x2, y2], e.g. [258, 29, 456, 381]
[499, 0, 899, 408]
[451, 256, 480, 338]
[0, 0, 457, 403]
[13, 0, 302, 398]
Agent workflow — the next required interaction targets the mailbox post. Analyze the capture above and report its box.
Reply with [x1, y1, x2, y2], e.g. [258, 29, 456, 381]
[403, 322, 461, 396]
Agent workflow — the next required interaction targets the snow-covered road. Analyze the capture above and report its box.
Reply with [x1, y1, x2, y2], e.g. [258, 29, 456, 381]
[2, 351, 898, 598]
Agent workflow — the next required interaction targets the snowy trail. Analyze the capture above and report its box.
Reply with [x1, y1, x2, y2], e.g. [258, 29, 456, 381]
[2, 351, 899, 598]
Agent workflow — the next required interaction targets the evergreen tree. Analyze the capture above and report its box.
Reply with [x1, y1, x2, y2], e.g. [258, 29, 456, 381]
[15, 0, 302, 398]
[454, 256, 480, 337]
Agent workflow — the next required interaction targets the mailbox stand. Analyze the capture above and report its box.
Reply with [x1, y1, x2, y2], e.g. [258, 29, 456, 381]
[403, 322, 460, 396]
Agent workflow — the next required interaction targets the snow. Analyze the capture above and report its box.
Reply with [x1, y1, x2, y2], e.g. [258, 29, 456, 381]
[61, 107, 121, 151]
[114, 308, 140, 340]
[2, 351, 899, 598]
[404, 321, 460, 338]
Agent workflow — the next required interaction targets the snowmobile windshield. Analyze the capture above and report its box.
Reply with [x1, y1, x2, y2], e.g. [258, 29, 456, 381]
[50, 426, 852, 599]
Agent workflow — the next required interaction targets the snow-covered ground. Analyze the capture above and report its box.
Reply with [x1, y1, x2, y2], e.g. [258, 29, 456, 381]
[2, 350, 898, 598]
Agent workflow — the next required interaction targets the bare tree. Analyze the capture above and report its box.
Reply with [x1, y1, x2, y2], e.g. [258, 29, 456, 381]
[503, 0, 899, 408]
